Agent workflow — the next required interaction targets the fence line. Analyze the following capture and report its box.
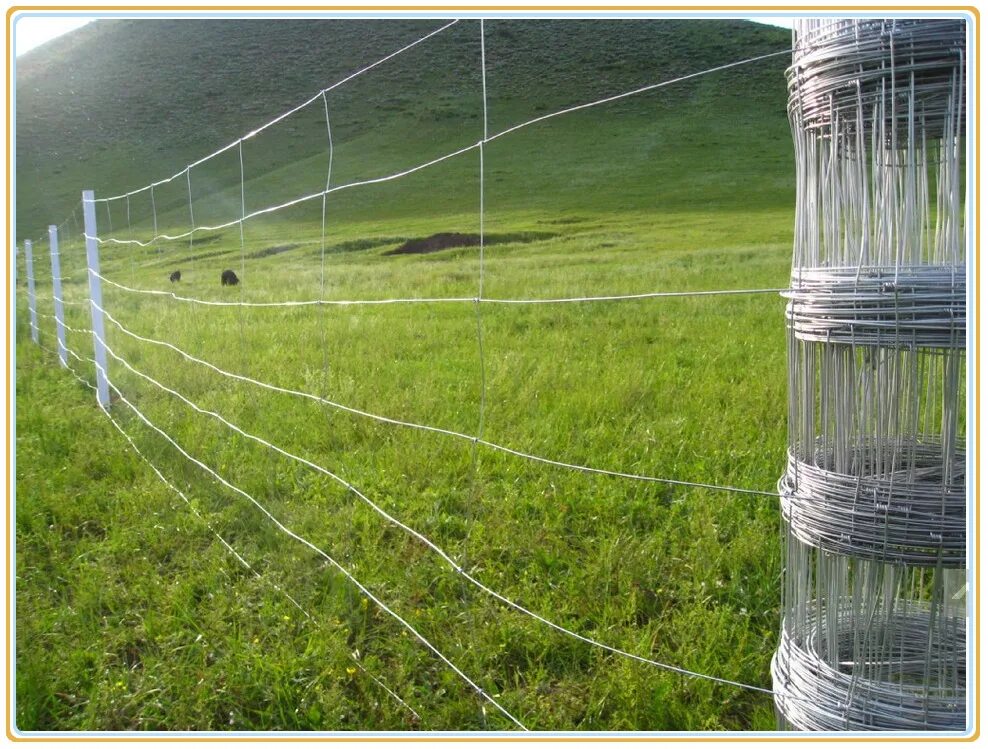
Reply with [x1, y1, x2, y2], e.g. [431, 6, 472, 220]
[46, 304, 767, 707]
[59, 301, 783, 498]
[30, 328, 801, 730]
[90, 358, 528, 731]
[96, 302, 776, 498]
[54, 297, 89, 308]
[36, 312, 94, 338]
[28, 333, 814, 710]
[94, 325, 782, 700]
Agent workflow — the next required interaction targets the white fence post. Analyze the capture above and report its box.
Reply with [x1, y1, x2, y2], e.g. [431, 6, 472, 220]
[24, 239, 39, 344]
[49, 225, 68, 367]
[82, 190, 110, 407]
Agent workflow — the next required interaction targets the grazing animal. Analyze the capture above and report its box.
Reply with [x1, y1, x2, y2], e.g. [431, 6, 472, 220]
[169, 270, 181, 283]
[221, 269, 240, 286]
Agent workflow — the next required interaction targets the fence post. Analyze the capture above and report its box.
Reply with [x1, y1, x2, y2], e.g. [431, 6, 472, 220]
[24, 239, 39, 344]
[82, 190, 110, 407]
[48, 225, 68, 367]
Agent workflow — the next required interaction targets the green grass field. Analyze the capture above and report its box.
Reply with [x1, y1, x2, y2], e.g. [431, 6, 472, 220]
[15, 18, 796, 732]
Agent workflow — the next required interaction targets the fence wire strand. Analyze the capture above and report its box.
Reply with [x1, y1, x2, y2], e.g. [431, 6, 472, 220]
[92, 270, 787, 307]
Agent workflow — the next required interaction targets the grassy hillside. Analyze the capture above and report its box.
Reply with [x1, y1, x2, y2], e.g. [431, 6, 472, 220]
[16, 18, 790, 234]
[15, 17, 795, 733]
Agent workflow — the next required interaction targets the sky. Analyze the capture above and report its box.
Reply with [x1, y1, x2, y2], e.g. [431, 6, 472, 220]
[14, 16, 93, 56]
[13, 14, 792, 57]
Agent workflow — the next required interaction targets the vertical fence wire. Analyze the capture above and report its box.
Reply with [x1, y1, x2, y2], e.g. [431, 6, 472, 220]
[24, 240, 39, 344]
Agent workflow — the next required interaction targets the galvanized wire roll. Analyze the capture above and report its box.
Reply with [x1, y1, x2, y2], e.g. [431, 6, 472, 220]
[788, 19, 966, 138]
[779, 444, 966, 566]
[772, 606, 966, 731]
[779, 16, 968, 733]
[785, 266, 965, 349]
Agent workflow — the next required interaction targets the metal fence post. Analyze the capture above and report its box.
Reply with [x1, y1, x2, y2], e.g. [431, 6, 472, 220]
[82, 190, 110, 407]
[24, 239, 39, 344]
[49, 225, 68, 367]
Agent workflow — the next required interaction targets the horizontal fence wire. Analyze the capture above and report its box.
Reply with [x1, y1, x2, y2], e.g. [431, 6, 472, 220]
[94, 271, 788, 307]
[90, 321, 784, 698]
[96, 302, 777, 498]
[86, 354, 529, 731]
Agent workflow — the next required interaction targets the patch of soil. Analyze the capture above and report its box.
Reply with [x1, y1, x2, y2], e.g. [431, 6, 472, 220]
[383, 232, 481, 256]
[328, 236, 408, 254]
[383, 231, 559, 257]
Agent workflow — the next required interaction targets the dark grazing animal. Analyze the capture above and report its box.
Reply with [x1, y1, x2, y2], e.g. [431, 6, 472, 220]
[221, 269, 240, 286]
[169, 270, 181, 283]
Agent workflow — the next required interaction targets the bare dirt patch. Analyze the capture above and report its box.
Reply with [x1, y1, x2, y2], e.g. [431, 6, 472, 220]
[383, 231, 558, 256]
[383, 233, 480, 256]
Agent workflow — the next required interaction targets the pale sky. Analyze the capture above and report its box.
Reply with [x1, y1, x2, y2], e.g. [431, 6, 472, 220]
[749, 17, 794, 29]
[14, 16, 94, 56]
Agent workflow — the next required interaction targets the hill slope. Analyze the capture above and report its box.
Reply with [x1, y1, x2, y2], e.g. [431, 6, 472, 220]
[15, 18, 791, 237]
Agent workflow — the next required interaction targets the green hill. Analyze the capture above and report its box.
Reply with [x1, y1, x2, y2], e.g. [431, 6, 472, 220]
[16, 18, 791, 237]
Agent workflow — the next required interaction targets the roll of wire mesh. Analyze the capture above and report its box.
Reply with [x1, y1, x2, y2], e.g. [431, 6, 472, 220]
[774, 18, 967, 732]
